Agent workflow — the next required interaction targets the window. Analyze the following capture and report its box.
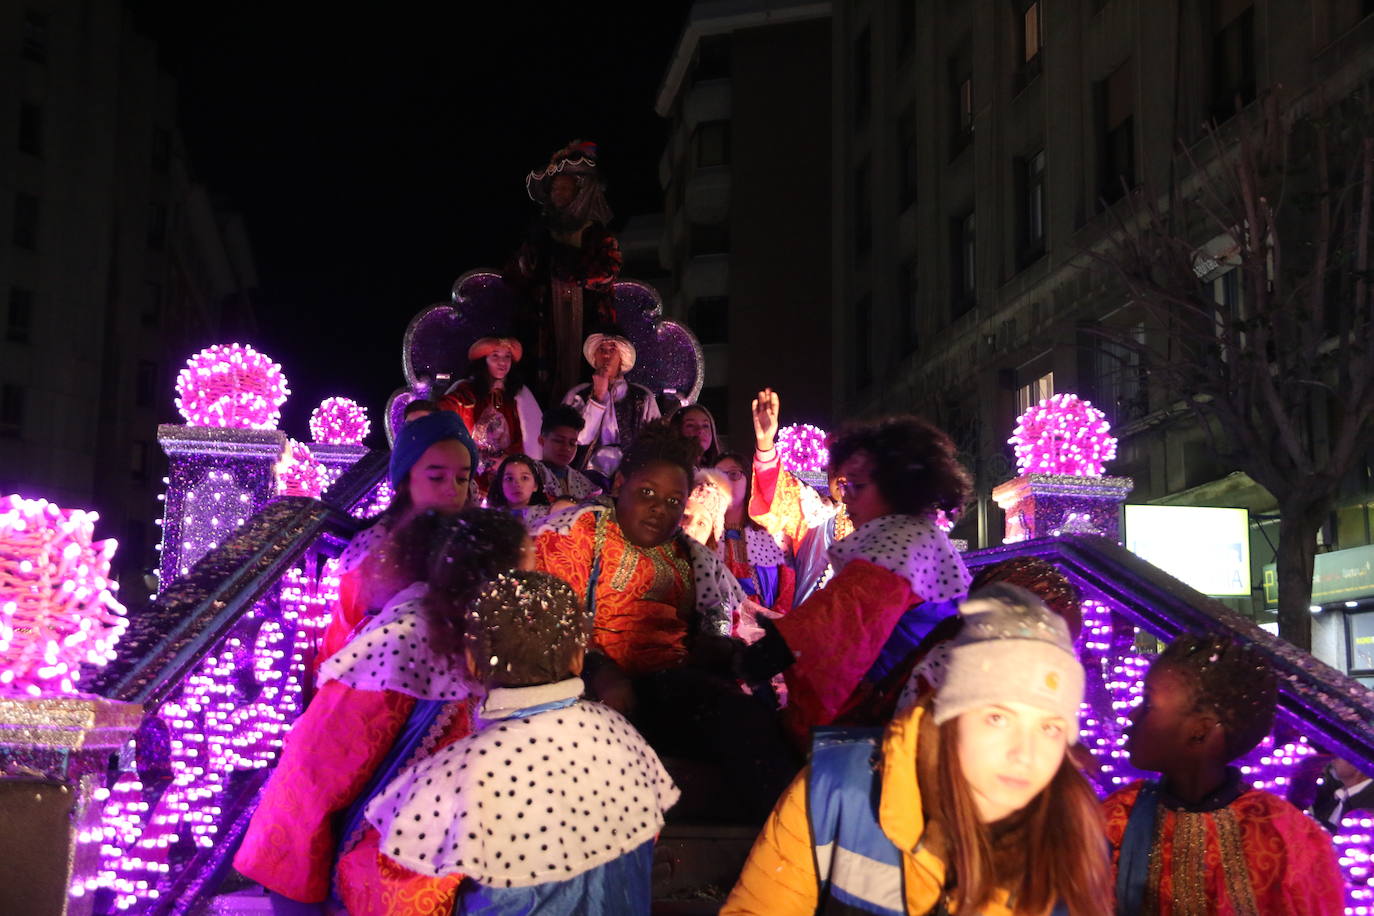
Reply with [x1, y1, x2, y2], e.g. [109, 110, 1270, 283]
[151, 127, 171, 173]
[1019, 150, 1047, 263]
[1098, 60, 1135, 204]
[1018, 0, 1044, 87]
[697, 385, 729, 436]
[690, 296, 729, 345]
[896, 1, 916, 63]
[131, 441, 150, 483]
[0, 384, 23, 436]
[853, 28, 872, 129]
[12, 192, 38, 249]
[853, 160, 872, 258]
[951, 211, 976, 316]
[897, 107, 918, 209]
[949, 51, 973, 152]
[1089, 325, 1147, 422]
[1211, 1, 1255, 121]
[147, 203, 167, 250]
[898, 255, 919, 352]
[7, 288, 32, 343]
[22, 9, 47, 63]
[1212, 266, 1247, 360]
[18, 103, 41, 156]
[854, 294, 873, 390]
[693, 121, 730, 168]
[1016, 371, 1055, 416]
[689, 224, 729, 257]
[142, 283, 163, 328]
[694, 35, 731, 83]
[136, 360, 158, 408]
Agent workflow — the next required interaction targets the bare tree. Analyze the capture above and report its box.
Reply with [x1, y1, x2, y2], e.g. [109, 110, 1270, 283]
[1090, 89, 1374, 651]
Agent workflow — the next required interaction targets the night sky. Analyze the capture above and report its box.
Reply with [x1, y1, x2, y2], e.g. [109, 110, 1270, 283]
[127, 2, 693, 444]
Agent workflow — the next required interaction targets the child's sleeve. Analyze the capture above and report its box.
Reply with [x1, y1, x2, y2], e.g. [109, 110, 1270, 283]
[1281, 809, 1348, 916]
[233, 681, 416, 902]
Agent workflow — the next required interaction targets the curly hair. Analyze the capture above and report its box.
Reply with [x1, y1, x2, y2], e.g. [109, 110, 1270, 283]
[618, 419, 702, 485]
[463, 570, 592, 687]
[1158, 634, 1277, 760]
[464, 355, 526, 399]
[485, 454, 550, 508]
[422, 507, 531, 658]
[828, 415, 972, 517]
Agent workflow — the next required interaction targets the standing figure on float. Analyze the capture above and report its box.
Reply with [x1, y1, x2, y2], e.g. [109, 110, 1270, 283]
[437, 336, 542, 493]
[562, 331, 660, 481]
[507, 139, 622, 404]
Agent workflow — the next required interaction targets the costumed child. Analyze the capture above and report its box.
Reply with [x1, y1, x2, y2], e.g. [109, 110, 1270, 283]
[438, 335, 543, 490]
[743, 412, 973, 744]
[561, 331, 661, 479]
[712, 451, 796, 614]
[1104, 634, 1345, 915]
[535, 420, 797, 821]
[486, 453, 552, 531]
[724, 584, 1111, 915]
[234, 509, 532, 915]
[669, 402, 724, 467]
[315, 411, 478, 670]
[365, 570, 679, 914]
[747, 388, 851, 605]
[535, 403, 601, 502]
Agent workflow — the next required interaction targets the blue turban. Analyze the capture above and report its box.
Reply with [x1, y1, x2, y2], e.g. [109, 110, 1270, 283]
[388, 411, 478, 489]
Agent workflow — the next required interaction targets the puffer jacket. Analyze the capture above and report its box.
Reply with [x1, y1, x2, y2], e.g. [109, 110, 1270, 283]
[722, 704, 1017, 916]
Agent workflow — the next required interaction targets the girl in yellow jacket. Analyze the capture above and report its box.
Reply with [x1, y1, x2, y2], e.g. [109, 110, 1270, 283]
[723, 583, 1112, 916]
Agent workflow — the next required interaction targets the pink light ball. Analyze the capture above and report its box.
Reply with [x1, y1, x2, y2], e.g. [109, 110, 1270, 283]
[0, 494, 128, 696]
[275, 440, 328, 499]
[175, 343, 290, 430]
[1009, 392, 1118, 477]
[777, 423, 830, 475]
[309, 397, 370, 446]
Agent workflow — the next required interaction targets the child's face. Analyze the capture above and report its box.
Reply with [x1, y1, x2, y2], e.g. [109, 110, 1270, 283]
[957, 701, 1069, 823]
[540, 426, 579, 468]
[678, 408, 713, 452]
[407, 440, 472, 513]
[714, 457, 747, 508]
[614, 460, 689, 548]
[501, 462, 539, 509]
[1126, 662, 1211, 772]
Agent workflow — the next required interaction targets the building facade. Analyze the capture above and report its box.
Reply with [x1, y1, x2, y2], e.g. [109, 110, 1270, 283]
[0, 0, 257, 605]
[656, 0, 834, 444]
[831, 0, 1374, 657]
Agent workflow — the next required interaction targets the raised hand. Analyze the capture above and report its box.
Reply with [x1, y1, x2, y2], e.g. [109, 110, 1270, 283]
[752, 388, 780, 452]
[591, 367, 611, 403]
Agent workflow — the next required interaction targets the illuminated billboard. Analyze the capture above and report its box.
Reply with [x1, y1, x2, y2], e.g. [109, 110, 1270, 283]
[1124, 504, 1252, 597]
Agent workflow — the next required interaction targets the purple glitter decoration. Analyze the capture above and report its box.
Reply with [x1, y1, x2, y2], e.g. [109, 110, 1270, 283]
[991, 473, 1134, 544]
[400, 271, 703, 405]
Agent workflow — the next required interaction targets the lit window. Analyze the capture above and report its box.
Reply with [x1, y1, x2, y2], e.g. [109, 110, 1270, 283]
[1016, 371, 1055, 416]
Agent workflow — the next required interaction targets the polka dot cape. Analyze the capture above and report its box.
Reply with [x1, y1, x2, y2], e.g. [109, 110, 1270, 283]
[317, 582, 475, 701]
[337, 520, 389, 574]
[828, 514, 971, 604]
[364, 683, 679, 886]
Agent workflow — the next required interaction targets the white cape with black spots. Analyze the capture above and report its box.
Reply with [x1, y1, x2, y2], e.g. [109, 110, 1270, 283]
[316, 582, 475, 701]
[336, 519, 389, 574]
[828, 514, 971, 603]
[365, 689, 679, 885]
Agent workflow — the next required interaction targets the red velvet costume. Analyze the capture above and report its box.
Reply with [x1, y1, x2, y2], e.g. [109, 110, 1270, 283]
[1104, 779, 1346, 915]
[235, 586, 476, 913]
[437, 380, 542, 490]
